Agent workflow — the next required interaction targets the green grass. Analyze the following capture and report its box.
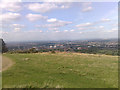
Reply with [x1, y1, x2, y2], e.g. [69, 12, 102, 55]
[2, 52, 118, 88]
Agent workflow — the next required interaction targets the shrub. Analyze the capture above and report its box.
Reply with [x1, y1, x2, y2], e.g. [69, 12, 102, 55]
[51, 50, 56, 54]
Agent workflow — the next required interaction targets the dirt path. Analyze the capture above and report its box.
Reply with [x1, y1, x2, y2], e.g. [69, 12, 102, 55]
[1, 56, 14, 71]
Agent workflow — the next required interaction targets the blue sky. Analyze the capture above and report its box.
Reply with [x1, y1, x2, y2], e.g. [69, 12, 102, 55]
[0, 2, 118, 42]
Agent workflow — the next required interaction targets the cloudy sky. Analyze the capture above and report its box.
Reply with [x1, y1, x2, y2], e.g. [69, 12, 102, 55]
[0, 2, 118, 42]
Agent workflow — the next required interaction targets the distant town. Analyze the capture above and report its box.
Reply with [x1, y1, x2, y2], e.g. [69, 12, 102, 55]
[5, 39, 118, 56]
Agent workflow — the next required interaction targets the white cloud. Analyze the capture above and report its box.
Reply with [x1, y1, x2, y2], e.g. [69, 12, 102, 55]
[99, 26, 104, 29]
[82, 7, 92, 12]
[47, 18, 72, 25]
[26, 13, 48, 21]
[77, 28, 85, 30]
[101, 18, 111, 22]
[82, 2, 93, 12]
[11, 24, 25, 28]
[70, 29, 74, 32]
[82, 2, 92, 7]
[55, 31, 60, 33]
[79, 32, 82, 34]
[25, 30, 43, 33]
[0, 2, 22, 12]
[10, 24, 25, 32]
[37, 19, 72, 28]
[64, 30, 68, 32]
[108, 28, 117, 32]
[61, 5, 69, 8]
[48, 28, 59, 31]
[47, 18, 57, 23]
[28, 3, 58, 13]
[1, 0, 21, 2]
[14, 28, 20, 32]
[111, 28, 117, 31]
[76, 18, 111, 29]
[76, 22, 93, 27]
[0, 12, 21, 22]
[27, 2, 71, 13]
[39, 30, 43, 33]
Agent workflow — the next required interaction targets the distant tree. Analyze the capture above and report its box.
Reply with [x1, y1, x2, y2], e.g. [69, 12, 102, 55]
[29, 47, 38, 53]
[0, 39, 8, 53]
[51, 50, 56, 54]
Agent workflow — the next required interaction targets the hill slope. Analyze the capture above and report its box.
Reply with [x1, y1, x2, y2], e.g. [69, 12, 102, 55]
[2, 52, 118, 88]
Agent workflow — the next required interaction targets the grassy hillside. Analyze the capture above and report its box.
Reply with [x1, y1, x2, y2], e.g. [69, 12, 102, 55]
[2, 52, 118, 88]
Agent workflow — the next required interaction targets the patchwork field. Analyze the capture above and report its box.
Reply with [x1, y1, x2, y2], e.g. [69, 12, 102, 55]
[2, 52, 118, 88]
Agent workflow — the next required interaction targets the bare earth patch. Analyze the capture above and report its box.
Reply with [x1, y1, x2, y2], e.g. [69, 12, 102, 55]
[2, 56, 14, 71]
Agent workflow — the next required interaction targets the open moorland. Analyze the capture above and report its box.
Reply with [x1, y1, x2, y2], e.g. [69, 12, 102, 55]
[2, 52, 118, 88]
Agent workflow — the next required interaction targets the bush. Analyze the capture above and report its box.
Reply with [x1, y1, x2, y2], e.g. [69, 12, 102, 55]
[51, 50, 56, 54]
[29, 48, 38, 53]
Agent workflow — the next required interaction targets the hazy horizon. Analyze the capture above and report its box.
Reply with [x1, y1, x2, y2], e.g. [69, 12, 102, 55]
[4, 38, 118, 43]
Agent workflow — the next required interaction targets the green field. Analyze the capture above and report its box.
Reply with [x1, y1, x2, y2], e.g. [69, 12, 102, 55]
[2, 52, 118, 88]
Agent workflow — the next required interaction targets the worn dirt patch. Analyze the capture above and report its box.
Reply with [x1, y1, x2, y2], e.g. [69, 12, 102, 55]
[2, 56, 14, 71]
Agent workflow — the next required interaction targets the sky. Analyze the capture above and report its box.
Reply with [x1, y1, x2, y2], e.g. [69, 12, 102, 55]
[0, 2, 118, 42]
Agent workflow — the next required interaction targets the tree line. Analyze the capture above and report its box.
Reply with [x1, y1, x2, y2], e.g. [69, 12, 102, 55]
[0, 39, 8, 53]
